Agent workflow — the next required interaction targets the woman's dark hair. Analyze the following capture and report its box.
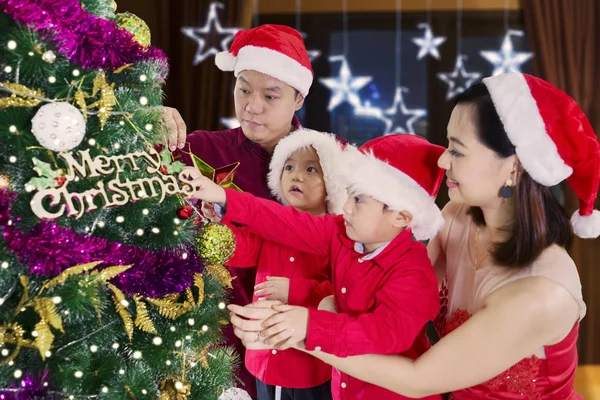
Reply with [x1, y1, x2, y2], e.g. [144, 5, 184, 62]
[456, 83, 572, 268]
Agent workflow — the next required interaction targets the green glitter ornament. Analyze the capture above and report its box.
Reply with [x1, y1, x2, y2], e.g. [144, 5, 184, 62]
[196, 223, 236, 265]
[116, 12, 151, 48]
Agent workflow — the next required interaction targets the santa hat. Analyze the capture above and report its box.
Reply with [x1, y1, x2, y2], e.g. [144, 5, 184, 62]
[268, 129, 347, 215]
[215, 24, 313, 97]
[483, 72, 600, 239]
[343, 134, 446, 241]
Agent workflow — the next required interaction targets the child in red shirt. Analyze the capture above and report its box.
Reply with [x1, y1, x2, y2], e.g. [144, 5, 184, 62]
[216, 129, 347, 400]
[185, 135, 445, 400]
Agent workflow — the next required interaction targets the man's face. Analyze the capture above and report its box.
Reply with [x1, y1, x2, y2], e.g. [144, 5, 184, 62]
[234, 70, 305, 153]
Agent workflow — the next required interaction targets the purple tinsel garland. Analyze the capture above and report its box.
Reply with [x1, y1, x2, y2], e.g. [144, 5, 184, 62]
[1, 370, 58, 400]
[0, 190, 202, 298]
[0, 0, 167, 71]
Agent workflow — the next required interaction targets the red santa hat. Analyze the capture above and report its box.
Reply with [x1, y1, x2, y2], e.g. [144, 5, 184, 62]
[483, 72, 600, 239]
[268, 129, 347, 215]
[215, 24, 313, 97]
[343, 134, 446, 241]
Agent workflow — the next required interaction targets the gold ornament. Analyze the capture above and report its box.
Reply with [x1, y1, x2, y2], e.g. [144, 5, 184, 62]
[42, 261, 103, 290]
[73, 71, 116, 130]
[205, 264, 234, 289]
[134, 297, 157, 334]
[116, 12, 151, 48]
[33, 297, 64, 333]
[146, 296, 193, 320]
[193, 273, 205, 306]
[110, 0, 117, 11]
[108, 283, 134, 340]
[33, 320, 54, 360]
[159, 378, 192, 400]
[41, 50, 56, 64]
[0, 82, 44, 108]
[196, 223, 236, 265]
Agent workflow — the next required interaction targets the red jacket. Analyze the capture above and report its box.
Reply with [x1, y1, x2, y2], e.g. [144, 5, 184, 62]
[223, 189, 442, 400]
[225, 225, 333, 388]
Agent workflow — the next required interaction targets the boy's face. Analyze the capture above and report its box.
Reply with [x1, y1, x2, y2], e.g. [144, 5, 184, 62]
[280, 147, 327, 216]
[342, 193, 410, 252]
[234, 70, 305, 153]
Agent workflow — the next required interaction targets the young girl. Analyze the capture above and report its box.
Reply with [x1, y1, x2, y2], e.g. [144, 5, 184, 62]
[216, 128, 346, 400]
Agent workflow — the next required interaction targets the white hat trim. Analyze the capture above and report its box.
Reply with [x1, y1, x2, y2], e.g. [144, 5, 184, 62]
[482, 73, 572, 187]
[268, 129, 347, 215]
[342, 147, 444, 241]
[216, 45, 313, 97]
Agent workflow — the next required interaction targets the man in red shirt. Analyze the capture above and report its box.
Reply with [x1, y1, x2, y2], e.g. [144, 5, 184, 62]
[184, 135, 446, 400]
[163, 24, 314, 398]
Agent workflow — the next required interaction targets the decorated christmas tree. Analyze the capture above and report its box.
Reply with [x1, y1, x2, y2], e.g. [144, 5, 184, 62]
[0, 0, 241, 398]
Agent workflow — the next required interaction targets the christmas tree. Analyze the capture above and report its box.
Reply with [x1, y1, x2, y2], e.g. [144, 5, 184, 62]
[0, 0, 241, 398]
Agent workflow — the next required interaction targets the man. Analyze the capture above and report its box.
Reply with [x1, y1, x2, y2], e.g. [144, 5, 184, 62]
[163, 24, 314, 398]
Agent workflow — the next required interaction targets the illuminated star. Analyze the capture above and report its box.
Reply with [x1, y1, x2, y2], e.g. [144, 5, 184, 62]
[480, 30, 533, 76]
[181, 2, 241, 66]
[412, 23, 446, 60]
[319, 55, 372, 111]
[437, 55, 482, 100]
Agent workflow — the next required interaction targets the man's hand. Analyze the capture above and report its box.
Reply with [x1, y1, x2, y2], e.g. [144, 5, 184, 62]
[162, 106, 187, 151]
[201, 202, 222, 223]
[261, 305, 309, 350]
[254, 277, 290, 303]
[181, 167, 226, 204]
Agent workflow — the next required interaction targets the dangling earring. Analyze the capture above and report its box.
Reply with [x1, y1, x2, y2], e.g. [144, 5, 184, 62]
[500, 178, 514, 198]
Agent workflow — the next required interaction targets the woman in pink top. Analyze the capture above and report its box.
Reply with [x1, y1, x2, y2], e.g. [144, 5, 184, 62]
[231, 73, 599, 399]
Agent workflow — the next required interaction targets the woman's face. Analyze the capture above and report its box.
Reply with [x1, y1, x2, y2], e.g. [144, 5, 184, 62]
[438, 104, 517, 208]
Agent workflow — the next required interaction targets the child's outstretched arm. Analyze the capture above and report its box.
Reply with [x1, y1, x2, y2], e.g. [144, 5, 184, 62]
[223, 224, 262, 268]
[182, 166, 335, 256]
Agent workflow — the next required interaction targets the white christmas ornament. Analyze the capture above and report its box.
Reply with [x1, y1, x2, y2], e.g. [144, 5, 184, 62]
[31, 103, 86, 152]
[437, 55, 482, 100]
[218, 388, 252, 400]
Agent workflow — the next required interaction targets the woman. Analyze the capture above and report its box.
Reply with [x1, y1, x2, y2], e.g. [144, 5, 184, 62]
[229, 73, 600, 399]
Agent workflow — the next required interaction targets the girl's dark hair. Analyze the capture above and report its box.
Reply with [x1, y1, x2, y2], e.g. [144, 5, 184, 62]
[456, 83, 572, 268]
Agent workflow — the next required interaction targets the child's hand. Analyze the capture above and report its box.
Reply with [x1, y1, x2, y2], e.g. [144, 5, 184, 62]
[254, 277, 290, 303]
[317, 295, 337, 313]
[261, 305, 309, 350]
[201, 201, 222, 223]
[181, 167, 226, 204]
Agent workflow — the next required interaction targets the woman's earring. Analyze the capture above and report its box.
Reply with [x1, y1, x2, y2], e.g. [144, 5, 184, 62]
[500, 178, 514, 198]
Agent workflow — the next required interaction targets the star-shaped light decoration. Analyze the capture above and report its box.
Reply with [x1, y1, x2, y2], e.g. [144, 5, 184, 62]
[356, 87, 426, 134]
[480, 30, 533, 76]
[412, 23, 446, 60]
[437, 55, 482, 100]
[220, 117, 240, 129]
[307, 49, 322, 62]
[319, 55, 372, 112]
[181, 2, 241, 66]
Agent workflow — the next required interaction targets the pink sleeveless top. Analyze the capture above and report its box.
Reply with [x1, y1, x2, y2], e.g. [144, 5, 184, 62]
[434, 206, 587, 400]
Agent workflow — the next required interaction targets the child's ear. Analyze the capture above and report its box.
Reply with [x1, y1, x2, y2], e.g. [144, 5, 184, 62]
[392, 210, 412, 228]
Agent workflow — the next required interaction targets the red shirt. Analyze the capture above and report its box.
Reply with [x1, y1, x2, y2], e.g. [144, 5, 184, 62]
[225, 225, 333, 388]
[223, 189, 442, 400]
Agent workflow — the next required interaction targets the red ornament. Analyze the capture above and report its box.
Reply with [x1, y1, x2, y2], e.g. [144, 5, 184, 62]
[54, 176, 66, 187]
[159, 166, 168, 175]
[177, 205, 194, 220]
